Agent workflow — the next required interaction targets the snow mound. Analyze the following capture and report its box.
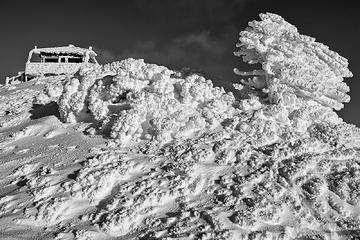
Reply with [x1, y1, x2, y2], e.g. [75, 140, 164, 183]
[0, 88, 37, 128]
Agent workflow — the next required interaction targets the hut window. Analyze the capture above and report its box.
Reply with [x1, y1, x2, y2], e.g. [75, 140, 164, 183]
[68, 57, 83, 63]
[44, 57, 59, 63]
[29, 54, 41, 63]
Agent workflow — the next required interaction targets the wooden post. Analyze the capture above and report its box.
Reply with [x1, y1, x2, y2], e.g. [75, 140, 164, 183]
[5, 77, 9, 85]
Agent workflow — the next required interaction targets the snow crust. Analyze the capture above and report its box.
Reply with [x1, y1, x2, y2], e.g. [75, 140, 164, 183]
[0, 13, 360, 240]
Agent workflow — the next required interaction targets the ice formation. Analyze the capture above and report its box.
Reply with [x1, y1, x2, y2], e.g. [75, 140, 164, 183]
[234, 13, 352, 111]
[38, 58, 235, 145]
[0, 13, 359, 240]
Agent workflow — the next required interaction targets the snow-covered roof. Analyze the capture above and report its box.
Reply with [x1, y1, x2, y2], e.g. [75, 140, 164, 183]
[32, 44, 97, 56]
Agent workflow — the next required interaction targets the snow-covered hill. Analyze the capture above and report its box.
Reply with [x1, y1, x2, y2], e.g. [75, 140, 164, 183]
[0, 13, 359, 240]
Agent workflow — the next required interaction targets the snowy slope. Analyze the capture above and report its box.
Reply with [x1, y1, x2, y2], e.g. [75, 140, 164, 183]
[0, 13, 360, 240]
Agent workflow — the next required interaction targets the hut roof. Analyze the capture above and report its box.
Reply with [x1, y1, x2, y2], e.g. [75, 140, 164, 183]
[32, 44, 97, 56]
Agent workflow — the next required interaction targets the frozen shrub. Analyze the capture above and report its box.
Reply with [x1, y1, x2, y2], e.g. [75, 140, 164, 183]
[53, 59, 235, 145]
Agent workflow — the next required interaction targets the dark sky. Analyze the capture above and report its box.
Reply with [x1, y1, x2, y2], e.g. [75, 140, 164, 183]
[0, 0, 359, 126]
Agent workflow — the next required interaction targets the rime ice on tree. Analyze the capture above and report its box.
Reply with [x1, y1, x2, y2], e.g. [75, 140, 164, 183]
[234, 13, 353, 111]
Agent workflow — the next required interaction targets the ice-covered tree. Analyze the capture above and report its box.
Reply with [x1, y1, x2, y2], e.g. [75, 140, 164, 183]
[234, 13, 353, 111]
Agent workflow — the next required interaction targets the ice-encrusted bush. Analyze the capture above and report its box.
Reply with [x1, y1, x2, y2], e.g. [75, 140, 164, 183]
[234, 13, 352, 111]
[51, 59, 235, 144]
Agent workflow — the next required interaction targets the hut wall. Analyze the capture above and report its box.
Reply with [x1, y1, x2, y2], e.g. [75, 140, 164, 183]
[25, 62, 94, 76]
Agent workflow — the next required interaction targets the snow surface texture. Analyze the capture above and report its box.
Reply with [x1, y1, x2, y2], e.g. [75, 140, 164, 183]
[0, 13, 360, 240]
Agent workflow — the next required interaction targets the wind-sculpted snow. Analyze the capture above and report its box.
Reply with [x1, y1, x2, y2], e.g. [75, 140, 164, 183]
[1, 13, 360, 240]
[234, 13, 352, 111]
